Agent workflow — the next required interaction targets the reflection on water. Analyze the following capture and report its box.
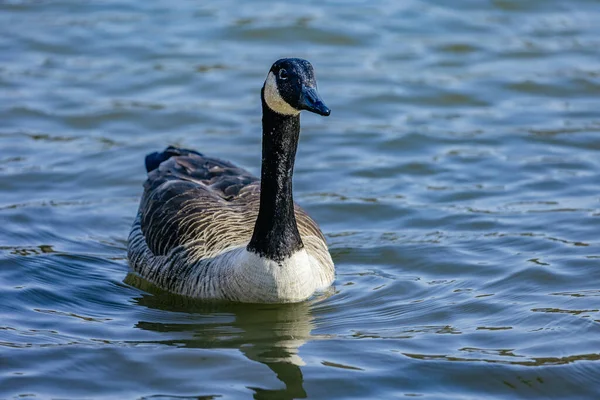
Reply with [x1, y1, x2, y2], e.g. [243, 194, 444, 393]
[126, 274, 316, 399]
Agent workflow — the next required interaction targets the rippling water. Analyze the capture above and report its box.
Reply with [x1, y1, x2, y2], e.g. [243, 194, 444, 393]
[2, 0, 600, 398]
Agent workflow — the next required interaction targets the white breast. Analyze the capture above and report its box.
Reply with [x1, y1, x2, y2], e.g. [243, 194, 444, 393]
[227, 248, 318, 303]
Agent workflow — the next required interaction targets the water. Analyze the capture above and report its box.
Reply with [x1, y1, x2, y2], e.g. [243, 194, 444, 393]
[1, 0, 600, 398]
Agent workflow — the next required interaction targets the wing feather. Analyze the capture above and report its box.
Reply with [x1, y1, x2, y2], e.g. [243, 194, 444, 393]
[135, 147, 326, 261]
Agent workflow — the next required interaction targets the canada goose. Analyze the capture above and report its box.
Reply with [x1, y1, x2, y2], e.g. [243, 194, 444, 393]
[128, 58, 335, 303]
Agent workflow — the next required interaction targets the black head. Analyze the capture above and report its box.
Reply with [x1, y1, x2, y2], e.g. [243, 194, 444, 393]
[262, 58, 330, 117]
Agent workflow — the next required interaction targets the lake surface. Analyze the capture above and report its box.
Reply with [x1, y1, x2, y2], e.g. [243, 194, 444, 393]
[1, 0, 600, 398]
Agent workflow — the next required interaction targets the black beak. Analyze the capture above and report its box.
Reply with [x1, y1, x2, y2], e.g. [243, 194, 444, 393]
[299, 85, 331, 116]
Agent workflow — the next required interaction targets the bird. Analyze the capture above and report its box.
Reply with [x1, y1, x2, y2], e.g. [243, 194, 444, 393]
[127, 58, 335, 303]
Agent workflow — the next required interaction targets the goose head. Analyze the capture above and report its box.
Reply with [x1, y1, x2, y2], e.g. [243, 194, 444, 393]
[262, 58, 330, 117]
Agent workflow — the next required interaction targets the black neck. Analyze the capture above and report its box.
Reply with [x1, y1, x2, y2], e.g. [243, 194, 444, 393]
[247, 90, 304, 261]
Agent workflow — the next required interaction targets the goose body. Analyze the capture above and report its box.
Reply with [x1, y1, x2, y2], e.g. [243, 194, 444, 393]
[127, 58, 335, 303]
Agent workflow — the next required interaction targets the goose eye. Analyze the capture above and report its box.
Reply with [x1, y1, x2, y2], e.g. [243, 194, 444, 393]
[278, 69, 288, 80]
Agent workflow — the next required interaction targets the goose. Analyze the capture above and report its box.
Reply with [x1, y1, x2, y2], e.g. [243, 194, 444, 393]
[127, 58, 335, 303]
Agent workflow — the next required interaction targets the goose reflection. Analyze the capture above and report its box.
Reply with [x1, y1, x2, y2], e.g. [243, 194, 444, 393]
[125, 273, 327, 399]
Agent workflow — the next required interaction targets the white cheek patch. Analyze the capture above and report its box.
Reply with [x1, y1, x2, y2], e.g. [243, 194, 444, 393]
[263, 72, 300, 116]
